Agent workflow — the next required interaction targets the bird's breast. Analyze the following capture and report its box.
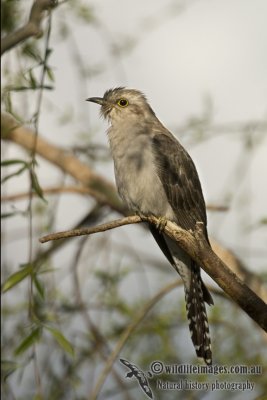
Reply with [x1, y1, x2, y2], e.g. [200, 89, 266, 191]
[110, 134, 174, 219]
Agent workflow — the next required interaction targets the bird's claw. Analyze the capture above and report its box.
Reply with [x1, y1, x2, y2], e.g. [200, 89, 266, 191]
[156, 216, 167, 233]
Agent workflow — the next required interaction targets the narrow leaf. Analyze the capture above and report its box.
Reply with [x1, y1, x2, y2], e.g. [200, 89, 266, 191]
[2, 265, 33, 293]
[30, 170, 46, 202]
[45, 66, 55, 82]
[1, 165, 28, 184]
[1, 360, 19, 381]
[14, 327, 41, 356]
[29, 70, 36, 88]
[46, 327, 74, 357]
[22, 44, 42, 62]
[9, 85, 54, 92]
[33, 275, 45, 299]
[45, 48, 53, 59]
[1, 159, 28, 167]
[1, 211, 21, 219]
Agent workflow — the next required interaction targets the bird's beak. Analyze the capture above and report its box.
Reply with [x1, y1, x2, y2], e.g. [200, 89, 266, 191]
[86, 97, 104, 105]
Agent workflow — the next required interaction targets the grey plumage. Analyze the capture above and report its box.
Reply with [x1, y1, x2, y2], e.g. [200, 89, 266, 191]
[87, 87, 213, 365]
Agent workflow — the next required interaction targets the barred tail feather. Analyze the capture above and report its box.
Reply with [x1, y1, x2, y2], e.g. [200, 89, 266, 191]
[185, 263, 212, 365]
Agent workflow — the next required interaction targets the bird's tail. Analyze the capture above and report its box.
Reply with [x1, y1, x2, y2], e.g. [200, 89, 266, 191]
[185, 262, 213, 365]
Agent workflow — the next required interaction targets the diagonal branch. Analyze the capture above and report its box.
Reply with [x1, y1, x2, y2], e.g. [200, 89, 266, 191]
[39, 215, 267, 332]
[1, 0, 58, 56]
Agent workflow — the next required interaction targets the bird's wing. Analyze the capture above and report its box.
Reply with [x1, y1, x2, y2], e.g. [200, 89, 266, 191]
[119, 359, 153, 398]
[151, 133, 208, 237]
[120, 358, 136, 372]
[136, 374, 153, 399]
[151, 132, 213, 358]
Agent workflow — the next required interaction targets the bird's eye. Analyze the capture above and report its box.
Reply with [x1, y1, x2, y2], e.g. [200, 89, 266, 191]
[117, 98, 128, 107]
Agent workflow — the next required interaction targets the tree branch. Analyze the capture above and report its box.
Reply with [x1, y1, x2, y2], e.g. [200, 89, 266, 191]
[1, 0, 58, 56]
[39, 216, 142, 243]
[211, 238, 267, 303]
[1, 185, 109, 203]
[39, 215, 267, 332]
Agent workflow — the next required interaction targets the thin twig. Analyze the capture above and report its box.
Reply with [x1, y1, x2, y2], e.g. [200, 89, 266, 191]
[28, 8, 54, 397]
[206, 204, 228, 212]
[39, 215, 141, 243]
[1, 185, 110, 203]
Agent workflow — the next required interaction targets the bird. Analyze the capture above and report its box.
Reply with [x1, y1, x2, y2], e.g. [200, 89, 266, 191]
[119, 358, 154, 399]
[87, 87, 213, 365]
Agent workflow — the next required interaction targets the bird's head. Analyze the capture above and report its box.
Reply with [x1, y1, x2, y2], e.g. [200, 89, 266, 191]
[86, 87, 155, 124]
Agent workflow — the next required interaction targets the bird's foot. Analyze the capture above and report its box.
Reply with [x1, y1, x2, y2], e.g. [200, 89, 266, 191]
[156, 216, 167, 233]
[136, 211, 147, 221]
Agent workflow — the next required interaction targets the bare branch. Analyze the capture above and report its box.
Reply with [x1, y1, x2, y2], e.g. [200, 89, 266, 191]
[39, 215, 141, 243]
[211, 239, 267, 303]
[1, 0, 58, 56]
[39, 215, 267, 332]
[206, 204, 228, 212]
[1, 185, 108, 203]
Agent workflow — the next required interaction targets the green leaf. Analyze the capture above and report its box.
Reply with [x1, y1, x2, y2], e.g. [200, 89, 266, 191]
[46, 326, 75, 357]
[9, 85, 54, 92]
[1, 211, 21, 219]
[1, 360, 20, 381]
[33, 275, 45, 299]
[29, 70, 36, 89]
[45, 66, 55, 82]
[1, 159, 28, 167]
[45, 48, 53, 59]
[22, 43, 42, 62]
[1, 165, 28, 184]
[14, 327, 42, 356]
[2, 265, 33, 293]
[30, 169, 46, 202]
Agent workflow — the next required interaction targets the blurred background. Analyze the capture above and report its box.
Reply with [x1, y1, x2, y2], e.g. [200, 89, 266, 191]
[1, 1, 267, 399]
